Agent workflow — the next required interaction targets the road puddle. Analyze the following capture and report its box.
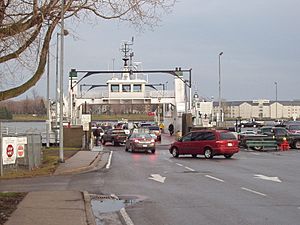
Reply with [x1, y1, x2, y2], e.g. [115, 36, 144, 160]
[90, 195, 144, 225]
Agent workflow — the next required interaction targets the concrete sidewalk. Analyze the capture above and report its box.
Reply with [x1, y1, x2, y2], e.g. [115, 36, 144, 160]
[5, 136, 175, 225]
[5, 148, 110, 225]
[54, 150, 107, 176]
[5, 191, 95, 225]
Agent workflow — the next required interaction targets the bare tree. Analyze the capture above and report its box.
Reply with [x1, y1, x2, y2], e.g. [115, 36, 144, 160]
[0, 0, 176, 101]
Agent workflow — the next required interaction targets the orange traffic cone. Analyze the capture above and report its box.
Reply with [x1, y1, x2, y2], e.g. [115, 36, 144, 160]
[280, 138, 289, 151]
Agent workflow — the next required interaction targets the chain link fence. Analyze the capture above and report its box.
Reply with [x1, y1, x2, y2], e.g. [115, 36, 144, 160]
[1, 124, 42, 175]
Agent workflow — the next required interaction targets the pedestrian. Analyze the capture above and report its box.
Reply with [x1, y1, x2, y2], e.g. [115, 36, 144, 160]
[93, 125, 101, 146]
[168, 123, 174, 136]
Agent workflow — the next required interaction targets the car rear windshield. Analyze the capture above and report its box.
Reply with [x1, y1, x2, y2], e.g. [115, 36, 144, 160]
[289, 125, 300, 130]
[148, 126, 160, 131]
[220, 132, 237, 140]
[112, 130, 126, 135]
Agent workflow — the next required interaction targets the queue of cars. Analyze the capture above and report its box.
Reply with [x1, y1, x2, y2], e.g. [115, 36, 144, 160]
[94, 120, 300, 158]
[92, 121, 160, 153]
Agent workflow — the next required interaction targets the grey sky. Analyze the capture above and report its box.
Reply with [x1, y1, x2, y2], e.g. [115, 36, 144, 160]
[34, 0, 300, 101]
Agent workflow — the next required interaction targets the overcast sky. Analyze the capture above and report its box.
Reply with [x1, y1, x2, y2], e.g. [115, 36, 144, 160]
[34, 0, 300, 101]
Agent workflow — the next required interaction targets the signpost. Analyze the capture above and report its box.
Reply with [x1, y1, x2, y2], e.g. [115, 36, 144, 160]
[82, 114, 91, 150]
[82, 114, 91, 131]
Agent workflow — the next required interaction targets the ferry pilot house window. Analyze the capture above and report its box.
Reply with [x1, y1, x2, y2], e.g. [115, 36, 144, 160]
[111, 84, 119, 92]
[133, 84, 142, 92]
[122, 84, 131, 92]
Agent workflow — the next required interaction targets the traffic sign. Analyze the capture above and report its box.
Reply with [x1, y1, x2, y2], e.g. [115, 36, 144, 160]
[148, 112, 156, 116]
[6, 144, 14, 157]
[2, 137, 17, 165]
[17, 145, 25, 158]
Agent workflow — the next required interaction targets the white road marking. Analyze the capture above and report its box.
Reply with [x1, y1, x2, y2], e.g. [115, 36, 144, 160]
[252, 153, 261, 155]
[241, 187, 267, 197]
[148, 174, 166, 183]
[205, 175, 224, 182]
[120, 208, 135, 225]
[105, 151, 113, 169]
[164, 158, 173, 162]
[176, 163, 183, 167]
[254, 174, 282, 183]
[185, 166, 195, 171]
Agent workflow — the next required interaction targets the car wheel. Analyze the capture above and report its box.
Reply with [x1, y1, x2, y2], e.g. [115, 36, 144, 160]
[204, 148, 213, 159]
[252, 146, 263, 151]
[101, 139, 106, 145]
[294, 140, 300, 149]
[171, 147, 179, 158]
[125, 145, 128, 152]
[224, 154, 233, 159]
[191, 154, 197, 158]
[151, 149, 156, 154]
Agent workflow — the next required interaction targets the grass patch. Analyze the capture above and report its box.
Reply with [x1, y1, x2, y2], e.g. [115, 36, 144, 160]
[0, 192, 22, 198]
[12, 114, 46, 121]
[0, 192, 27, 225]
[0, 147, 80, 179]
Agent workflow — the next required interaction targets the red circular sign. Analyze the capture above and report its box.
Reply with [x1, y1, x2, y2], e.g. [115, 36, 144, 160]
[17, 145, 24, 157]
[6, 144, 14, 157]
[148, 112, 155, 116]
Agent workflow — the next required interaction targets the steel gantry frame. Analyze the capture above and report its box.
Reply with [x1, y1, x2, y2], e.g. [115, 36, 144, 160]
[69, 68, 193, 110]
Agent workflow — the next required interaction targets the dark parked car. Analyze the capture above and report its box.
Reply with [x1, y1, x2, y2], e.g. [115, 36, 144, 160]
[101, 129, 128, 146]
[169, 130, 239, 159]
[125, 133, 156, 153]
[256, 126, 300, 149]
[285, 122, 300, 134]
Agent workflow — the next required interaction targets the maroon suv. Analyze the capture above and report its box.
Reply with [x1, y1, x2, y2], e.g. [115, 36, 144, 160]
[169, 130, 239, 159]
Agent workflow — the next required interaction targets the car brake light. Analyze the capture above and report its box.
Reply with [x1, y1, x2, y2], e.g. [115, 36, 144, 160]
[134, 139, 139, 143]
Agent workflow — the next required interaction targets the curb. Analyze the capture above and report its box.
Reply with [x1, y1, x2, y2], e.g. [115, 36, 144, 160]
[54, 151, 106, 176]
[82, 191, 96, 225]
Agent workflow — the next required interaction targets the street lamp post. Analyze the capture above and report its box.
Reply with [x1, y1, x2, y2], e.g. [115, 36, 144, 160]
[46, 34, 50, 148]
[218, 52, 223, 127]
[275, 82, 278, 119]
[59, 0, 65, 163]
[55, 30, 68, 145]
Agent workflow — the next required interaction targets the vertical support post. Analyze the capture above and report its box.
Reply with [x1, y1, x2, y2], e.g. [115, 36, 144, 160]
[59, 0, 65, 162]
[46, 35, 50, 148]
[275, 82, 278, 119]
[189, 69, 192, 111]
[55, 33, 59, 145]
[218, 52, 223, 127]
[84, 101, 88, 150]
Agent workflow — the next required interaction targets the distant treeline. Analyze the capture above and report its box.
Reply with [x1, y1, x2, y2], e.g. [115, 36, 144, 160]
[0, 97, 46, 117]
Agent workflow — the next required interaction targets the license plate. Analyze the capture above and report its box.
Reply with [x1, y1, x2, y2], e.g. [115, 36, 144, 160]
[143, 145, 147, 147]
[227, 143, 233, 147]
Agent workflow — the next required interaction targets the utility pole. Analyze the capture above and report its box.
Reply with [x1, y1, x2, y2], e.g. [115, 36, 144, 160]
[218, 52, 223, 127]
[275, 82, 278, 119]
[59, 0, 65, 162]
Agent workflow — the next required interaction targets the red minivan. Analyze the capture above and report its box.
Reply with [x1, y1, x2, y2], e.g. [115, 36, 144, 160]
[169, 130, 239, 159]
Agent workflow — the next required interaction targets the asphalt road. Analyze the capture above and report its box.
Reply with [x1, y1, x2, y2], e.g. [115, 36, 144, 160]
[97, 145, 300, 225]
[1, 146, 300, 225]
